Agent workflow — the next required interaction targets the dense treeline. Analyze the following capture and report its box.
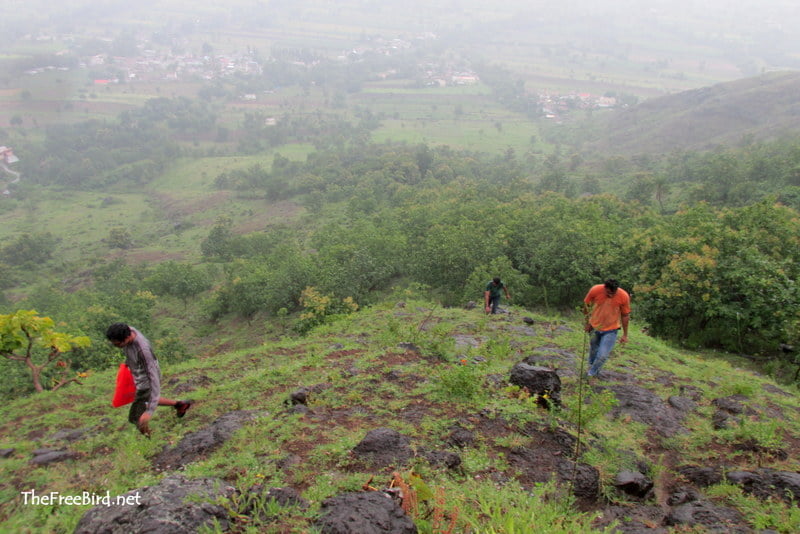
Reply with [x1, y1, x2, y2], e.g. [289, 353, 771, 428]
[196, 142, 800, 358]
[4, 111, 800, 395]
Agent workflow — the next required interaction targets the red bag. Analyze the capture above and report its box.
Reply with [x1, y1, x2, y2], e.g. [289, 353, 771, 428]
[112, 363, 136, 407]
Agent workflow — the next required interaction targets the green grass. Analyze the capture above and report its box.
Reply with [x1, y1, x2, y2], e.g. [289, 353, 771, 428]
[4, 297, 798, 531]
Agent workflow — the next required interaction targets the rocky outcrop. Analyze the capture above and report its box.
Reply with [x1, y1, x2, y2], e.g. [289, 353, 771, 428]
[152, 410, 262, 470]
[315, 491, 417, 534]
[74, 475, 235, 534]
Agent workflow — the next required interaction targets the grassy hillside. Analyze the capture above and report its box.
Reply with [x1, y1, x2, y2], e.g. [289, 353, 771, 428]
[580, 70, 800, 155]
[1, 297, 798, 532]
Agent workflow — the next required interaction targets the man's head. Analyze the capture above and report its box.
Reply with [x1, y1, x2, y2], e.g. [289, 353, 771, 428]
[106, 323, 132, 347]
[492, 277, 501, 285]
[603, 278, 620, 297]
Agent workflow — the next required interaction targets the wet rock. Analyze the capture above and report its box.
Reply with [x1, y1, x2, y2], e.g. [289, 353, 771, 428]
[607, 384, 687, 437]
[49, 428, 91, 443]
[351, 428, 413, 468]
[712, 410, 739, 430]
[667, 396, 696, 414]
[677, 465, 723, 487]
[30, 448, 79, 466]
[666, 500, 749, 533]
[420, 449, 461, 470]
[445, 426, 475, 449]
[522, 317, 534, 325]
[74, 475, 235, 534]
[289, 383, 330, 405]
[556, 460, 600, 500]
[290, 388, 310, 405]
[153, 410, 262, 470]
[507, 325, 535, 336]
[711, 395, 749, 415]
[48, 418, 112, 444]
[726, 468, 800, 503]
[614, 470, 653, 498]
[667, 485, 702, 506]
[509, 363, 562, 407]
[315, 491, 417, 534]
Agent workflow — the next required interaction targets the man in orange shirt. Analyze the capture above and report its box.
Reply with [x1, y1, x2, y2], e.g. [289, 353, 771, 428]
[582, 279, 630, 378]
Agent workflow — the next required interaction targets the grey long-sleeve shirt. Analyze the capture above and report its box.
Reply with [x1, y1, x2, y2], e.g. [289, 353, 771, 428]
[121, 327, 161, 415]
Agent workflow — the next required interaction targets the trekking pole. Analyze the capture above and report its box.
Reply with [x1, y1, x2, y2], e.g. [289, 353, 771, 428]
[571, 327, 589, 489]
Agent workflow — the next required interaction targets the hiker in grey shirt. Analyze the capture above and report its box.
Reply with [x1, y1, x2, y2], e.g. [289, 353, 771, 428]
[106, 323, 193, 436]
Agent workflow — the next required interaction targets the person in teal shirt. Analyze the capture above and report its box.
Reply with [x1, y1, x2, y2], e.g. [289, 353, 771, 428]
[484, 277, 511, 314]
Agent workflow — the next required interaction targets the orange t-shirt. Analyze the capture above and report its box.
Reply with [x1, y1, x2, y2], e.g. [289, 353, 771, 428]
[584, 284, 631, 331]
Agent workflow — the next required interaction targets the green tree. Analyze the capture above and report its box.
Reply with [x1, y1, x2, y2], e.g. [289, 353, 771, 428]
[144, 262, 212, 306]
[201, 216, 234, 260]
[0, 310, 91, 393]
[2, 232, 58, 267]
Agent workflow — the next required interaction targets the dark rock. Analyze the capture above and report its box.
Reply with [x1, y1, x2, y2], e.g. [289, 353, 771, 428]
[507, 325, 535, 336]
[315, 491, 417, 534]
[30, 448, 79, 466]
[522, 317, 534, 325]
[421, 450, 461, 470]
[153, 410, 261, 470]
[74, 475, 235, 534]
[556, 460, 600, 500]
[712, 410, 739, 430]
[0, 448, 14, 458]
[667, 396, 696, 413]
[446, 426, 475, 449]
[711, 395, 749, 415]
[666, 500, 749, 533]
[667, 485, 701, 506]
[607, 384, 687, 437]
[290, 388, 310, 405]
[614, 470, 654, 498]
[49, 428, 91, 443]
[762, 383, 793, 397]
[677, 465, 723, 487]
[727, 469, 800, 503]
[464, 301, 476, 310]
[351, 428, 413, 468]
[509, 363, 562, 407]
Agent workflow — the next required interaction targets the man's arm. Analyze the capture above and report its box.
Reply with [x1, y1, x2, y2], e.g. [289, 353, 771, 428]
[620, 313, 630, 343]
[504, 286, 511, 300]
[484, 290, 491, 312]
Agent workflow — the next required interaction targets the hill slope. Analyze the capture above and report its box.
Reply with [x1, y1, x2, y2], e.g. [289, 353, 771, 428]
[587, 70, 800, 155]
[1, 298, 799, 532]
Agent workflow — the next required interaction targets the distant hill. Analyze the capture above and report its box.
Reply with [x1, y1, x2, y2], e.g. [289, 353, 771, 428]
[587, 70, 800, 155]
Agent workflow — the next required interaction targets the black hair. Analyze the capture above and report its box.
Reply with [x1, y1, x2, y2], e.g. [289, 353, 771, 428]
[106, 323, 131, 342]
[604, 279, 620, 291]
[493, 277, 501, 284]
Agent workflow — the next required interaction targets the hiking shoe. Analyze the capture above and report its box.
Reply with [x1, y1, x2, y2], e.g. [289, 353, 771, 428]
[175, 400, 194, 418]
